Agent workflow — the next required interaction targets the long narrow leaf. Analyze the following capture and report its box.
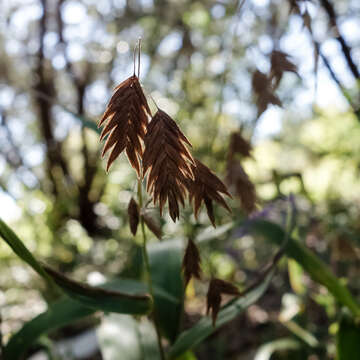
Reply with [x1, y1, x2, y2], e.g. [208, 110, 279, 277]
[111, 239, 185, 343]
[0, 218, 52, 283]
[168, 270, 275, 358]
[0, 217, 152, 315]
[247, 220, 360, 317]
[3, 298, 93, 360]
[97, 314, 161, 360]
[337, 311, 360, 360]
[148, 240, 184, 343]
[44, 266, 152, 315]
[3, 277, 171, 360]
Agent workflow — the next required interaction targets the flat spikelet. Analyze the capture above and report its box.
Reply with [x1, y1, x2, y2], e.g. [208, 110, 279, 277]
[127, 197, 140, 236]
[228, 132, 252, 159]
[226, 160, 257, 214]
[182, 238, 202, 286]
[252, 70, 282, 118]
[99, 75, 151, 174]
[270, 50, 299, 88]
[207, 278, 240, 326]
[141, 209, 162, 239]
[142, 109, 194, 222]
[188, 159, 231, 227]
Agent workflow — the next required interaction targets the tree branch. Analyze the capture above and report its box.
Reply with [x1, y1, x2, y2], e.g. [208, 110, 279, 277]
[35, 0, 72, 195]
[319, 0, 360, 80]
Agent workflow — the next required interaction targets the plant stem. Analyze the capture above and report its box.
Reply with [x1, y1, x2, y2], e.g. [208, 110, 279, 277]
[137, 180, 166, 360]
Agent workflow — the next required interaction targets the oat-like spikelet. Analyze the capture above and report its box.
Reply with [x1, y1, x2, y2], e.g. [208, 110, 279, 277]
[188, 159, 231, 227]
[182, 238, 202, 287]
[142, 109, 194, 222]
[252, 70, 282, 117]
[228, 132, 252, 159]
[226, 160, 257, 214]
[141, 210, 162, 239]
[128, 197, 140, 236]
[207, 278, 240, 326]
[99, 75, 151, 174]
[270, 50, 298, 87]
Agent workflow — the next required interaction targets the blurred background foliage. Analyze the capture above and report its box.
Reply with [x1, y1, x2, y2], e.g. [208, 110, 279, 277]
[0, 0, 360, 359]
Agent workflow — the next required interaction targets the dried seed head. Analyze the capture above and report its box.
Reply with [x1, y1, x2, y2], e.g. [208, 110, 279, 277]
[270, 50, 298, 87]
[226, 160, 257, 214]
[302, 10, 313, 34]
[228, 132, 252, 160]
[99, 75, 151, 174]
[252, 70, 269, 94]
[182, 238, 202, 287]
[141, 210, 162, 239]
[252, 70, 282, 117]
[207, 278, 240, 326]
[289, 0, 302, 15]
[188, 159, 231, 227]
[142, 109, 194, 222]
[128, 197, 140, 236]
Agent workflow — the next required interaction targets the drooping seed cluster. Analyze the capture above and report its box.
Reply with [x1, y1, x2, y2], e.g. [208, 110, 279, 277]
[99, 72, 256, 327]
[99, 74, 233, 225]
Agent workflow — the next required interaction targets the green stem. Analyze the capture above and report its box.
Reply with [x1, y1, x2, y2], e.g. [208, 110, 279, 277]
[137, 180, 166, 360]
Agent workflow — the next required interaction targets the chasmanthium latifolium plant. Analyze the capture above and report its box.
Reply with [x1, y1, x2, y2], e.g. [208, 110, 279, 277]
[98, 44, 257, 351]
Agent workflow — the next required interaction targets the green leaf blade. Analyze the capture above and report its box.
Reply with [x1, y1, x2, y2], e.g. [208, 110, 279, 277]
[337, 311, 360, 360]
[3, 298, 94, 360]
[44, 266, 152, 315]
[0, 218, 52, 283]
[148, 239, 184, 343]
[168, 270, 275, 358]
[3, 277, 161, 360]
[247, 220, 360, 317]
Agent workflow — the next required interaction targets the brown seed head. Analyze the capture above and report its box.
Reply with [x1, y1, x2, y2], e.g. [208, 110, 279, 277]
[141, 210, 162, 239]
[206, 278, 240, 326]
[252, 70, 269, 94]
[182, 238, 202, 287]
[270, 50, 298, 87]
[228, 132, 252, 160]
[127, 197, 140, 236]
[188, 159, 231, 227]
[99, 75, 151, 175]
[252, 70, 282, 117]
[142, 109, 194, 222]
[226, 160, 257, 214]
[288, 0, 303, 15]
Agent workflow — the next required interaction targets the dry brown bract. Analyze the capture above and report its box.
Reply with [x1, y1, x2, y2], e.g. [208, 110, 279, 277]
[252, 70, 282, 118]
[142, 109, 194, 222]
[141, 210, 162, 239]
[182, 238, 201, 286]
[128, 197, 140, 236]
[207, 278, 240, 326]
[226, 160, 257, 214]
[99, 75, 151, 174]
[188, 159, 231, 227]
[270, 50, 298, 88]
[228, 132, 252, 159]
